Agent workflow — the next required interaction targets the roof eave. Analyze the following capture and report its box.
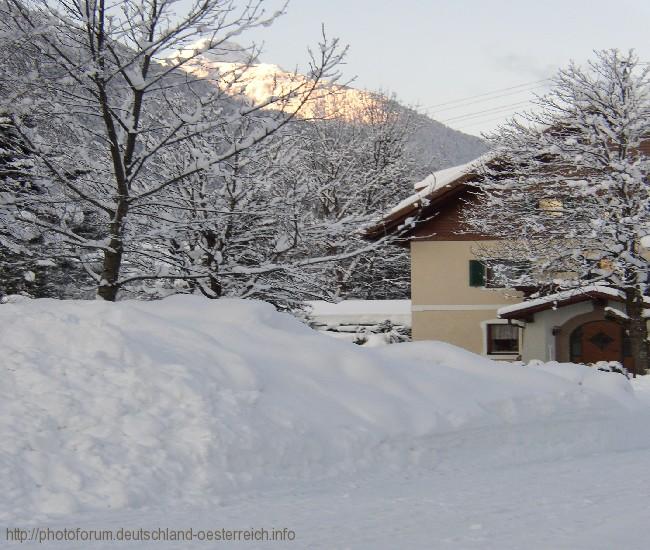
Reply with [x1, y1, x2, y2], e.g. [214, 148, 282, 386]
[499, 290, 626, 320]
[362, 174, 478, 241]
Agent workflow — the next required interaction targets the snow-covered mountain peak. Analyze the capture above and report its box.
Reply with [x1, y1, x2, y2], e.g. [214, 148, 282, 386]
[167, 38, 256, 64]
[167, 43, 488, 167]
[175, 49, 376, 121]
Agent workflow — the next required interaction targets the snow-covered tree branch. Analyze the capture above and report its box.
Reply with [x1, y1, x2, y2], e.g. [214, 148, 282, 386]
[464, 49, 650, 374]
[0, 0, 346, 300]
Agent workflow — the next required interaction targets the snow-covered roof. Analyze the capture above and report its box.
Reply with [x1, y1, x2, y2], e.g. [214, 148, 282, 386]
[413, 160, 482, 191]
[497, 285, 650, 319]
[389, 155, 489, 217]
[364, 154, 493, 240]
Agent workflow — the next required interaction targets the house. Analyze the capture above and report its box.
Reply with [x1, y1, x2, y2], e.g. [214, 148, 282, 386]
[364, 156, 649, 369]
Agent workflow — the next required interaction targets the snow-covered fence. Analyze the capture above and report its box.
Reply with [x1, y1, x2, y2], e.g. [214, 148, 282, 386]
[306, 300, 411, 346]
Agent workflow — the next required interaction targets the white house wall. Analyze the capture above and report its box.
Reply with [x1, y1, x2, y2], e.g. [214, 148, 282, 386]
[520, 300, 627, 363]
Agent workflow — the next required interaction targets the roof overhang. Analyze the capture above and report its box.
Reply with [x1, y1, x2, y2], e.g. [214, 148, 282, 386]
[499, 287, 650, 321]
[363, 172, 479, 241]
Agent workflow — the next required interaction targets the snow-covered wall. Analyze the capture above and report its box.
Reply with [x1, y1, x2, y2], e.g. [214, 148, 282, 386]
[307, 299, 411, 327]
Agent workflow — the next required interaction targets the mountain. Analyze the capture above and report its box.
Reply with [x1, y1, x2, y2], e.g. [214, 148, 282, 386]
[171, 44, 488, 172]
[408, 111, 488, 172]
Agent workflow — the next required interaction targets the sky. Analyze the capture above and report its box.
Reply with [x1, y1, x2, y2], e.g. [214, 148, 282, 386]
[182, 0, 650, 136]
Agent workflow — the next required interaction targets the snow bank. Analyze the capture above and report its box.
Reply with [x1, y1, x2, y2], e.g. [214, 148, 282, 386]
[0, 297, 640, 523]
[526, 360, 633, 404]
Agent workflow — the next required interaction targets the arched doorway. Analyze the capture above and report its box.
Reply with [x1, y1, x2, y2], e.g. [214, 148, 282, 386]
[569, 320, 632, 367]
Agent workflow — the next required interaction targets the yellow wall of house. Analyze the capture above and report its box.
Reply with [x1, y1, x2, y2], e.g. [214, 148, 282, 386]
[412, 310, 499, 354]
[410, 239, 649, 358]
[411, 241, 522, 306]
[410, 240, 522, 355]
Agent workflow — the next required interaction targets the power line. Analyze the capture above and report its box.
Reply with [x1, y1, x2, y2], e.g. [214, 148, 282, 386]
[424, 79, 551, 110]
[441, 100, 533, 123]
[429, 83, 548, 114]
[450, 63, 650, 132]
[454, 112, 527, 131]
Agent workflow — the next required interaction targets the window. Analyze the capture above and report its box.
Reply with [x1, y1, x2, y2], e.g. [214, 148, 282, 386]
[487, 323, 520, 355]
[570, 326, 582, 361]
[468, 259, 531, 289]
[469, 260, 485, 287]
[598, 258, 614, 271]
[487, 261, 531, 288]
[623, 333, 632, 358]
[538, 198, 564, 216]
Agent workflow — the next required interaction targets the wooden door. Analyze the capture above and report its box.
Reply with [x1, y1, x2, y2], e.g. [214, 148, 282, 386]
[570, 320, 624, 364]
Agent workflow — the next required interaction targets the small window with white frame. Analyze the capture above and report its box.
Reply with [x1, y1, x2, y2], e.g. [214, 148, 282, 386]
[486, 323, 520, 355]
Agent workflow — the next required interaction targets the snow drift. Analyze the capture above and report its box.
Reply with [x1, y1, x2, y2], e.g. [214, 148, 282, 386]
[0, 296, 639, 523]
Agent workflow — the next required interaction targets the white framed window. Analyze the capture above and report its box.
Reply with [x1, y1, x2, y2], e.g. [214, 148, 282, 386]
[487, 323, 520, 354]
[481, 319, 523, 358]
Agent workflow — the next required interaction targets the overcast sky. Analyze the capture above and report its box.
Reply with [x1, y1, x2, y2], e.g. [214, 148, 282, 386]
[184, 0, 650, 136]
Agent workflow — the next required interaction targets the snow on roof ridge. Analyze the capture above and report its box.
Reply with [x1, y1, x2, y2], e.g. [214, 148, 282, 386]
[385, 153, 491, 219]
[413, 152, 494, 191]
[498, 285, 624, 316]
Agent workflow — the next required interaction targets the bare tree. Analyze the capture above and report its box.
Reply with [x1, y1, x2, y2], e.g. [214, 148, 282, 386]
[464, 50, 650, 374]
[112, 90, 419, 307]
[0, 0, 346, 300]
[292, 92, 419, 299]
[133, 122, 325, 308]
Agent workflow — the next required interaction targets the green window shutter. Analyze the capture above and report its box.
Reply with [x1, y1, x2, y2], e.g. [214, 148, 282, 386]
[469, 260, 486, 287]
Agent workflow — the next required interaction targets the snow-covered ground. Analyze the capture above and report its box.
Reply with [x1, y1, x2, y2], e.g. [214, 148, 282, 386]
[2, 296, 650, 549]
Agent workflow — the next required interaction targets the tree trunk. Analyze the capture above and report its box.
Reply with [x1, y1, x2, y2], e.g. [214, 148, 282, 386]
[203, 229, 222, 299]
[97, 245, 122, 301]
[97, 201, 128, 302]
[625, 287, 649, 377]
